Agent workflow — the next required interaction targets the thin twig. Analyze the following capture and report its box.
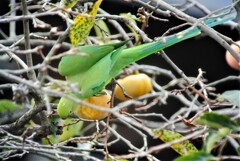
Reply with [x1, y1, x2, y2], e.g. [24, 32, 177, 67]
[21, 0, 37, 81]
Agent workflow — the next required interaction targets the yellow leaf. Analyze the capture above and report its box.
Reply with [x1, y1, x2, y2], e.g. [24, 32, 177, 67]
[93, 19, 111, 43]
[153, 129, 198, 156]
[70, 0, 103, 46]
[120, 13, 140, 43]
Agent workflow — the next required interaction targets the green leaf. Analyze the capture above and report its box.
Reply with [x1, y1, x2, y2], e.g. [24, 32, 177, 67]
[174, 151, 216, 161]
[237, 146, 240, 156]
[59, 118, 83, 142]
[0, 99, 21, 112]
[42, 134, 57, 144]
[220, 90, 240, 107]
[204, 130, 218, 153]
[42, 117, 60, 144]
[106, 158, 112, 161]
[120, 13, 141, 22]
[203, 128, 230, 153]
[194, 112, 240, 131]
[153, 129, 198, 156]
[42, 118, 83, 144]
[60, 0, 78, 9]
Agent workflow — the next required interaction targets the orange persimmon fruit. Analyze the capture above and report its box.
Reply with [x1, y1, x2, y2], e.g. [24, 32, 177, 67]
[74, 93, 111, 120]
[225, 40, 240, 71]
[115, 73, 152, 101]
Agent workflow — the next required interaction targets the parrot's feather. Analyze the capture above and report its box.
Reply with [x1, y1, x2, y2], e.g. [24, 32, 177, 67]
[58, 40, 128, 76]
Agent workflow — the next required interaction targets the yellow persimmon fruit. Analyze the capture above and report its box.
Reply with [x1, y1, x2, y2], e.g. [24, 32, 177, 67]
[115, 73, 152, 101]
[225, 40, 240, 71]
[74, 93, 111, 120]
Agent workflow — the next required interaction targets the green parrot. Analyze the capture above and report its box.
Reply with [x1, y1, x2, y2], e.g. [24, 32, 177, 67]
[57, 12, 235, 118]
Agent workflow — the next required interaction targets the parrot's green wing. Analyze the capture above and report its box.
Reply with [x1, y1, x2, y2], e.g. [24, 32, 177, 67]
[58, 41, 128, 76]
[59, 45, 114, 76]
[67, 45, 125, 98]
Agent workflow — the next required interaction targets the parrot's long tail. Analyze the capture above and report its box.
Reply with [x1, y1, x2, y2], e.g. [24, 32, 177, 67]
[117, 8, 236, 69]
